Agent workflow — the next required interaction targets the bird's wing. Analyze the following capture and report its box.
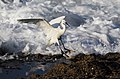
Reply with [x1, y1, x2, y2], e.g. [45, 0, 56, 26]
[18, 18, 53, 35]
[18, 18, 45, 24]
[49, 16, 65, 25]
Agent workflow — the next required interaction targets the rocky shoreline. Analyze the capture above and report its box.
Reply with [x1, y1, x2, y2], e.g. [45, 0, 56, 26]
[25, 53, 120, 79]
[0, 52, 120, 79]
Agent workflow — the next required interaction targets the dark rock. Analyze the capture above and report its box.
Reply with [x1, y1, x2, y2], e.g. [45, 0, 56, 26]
[1, 52, 120, 79]
[26, 53, 120, 79]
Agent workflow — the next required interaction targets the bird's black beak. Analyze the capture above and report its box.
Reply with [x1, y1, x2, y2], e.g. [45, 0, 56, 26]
[65, 22, 70, 27]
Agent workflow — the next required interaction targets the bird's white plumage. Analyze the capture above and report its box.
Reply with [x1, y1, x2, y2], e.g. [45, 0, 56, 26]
[36, 19, 53, 36]
[49, 16, 65, 25]
[18, 16, 66, 46]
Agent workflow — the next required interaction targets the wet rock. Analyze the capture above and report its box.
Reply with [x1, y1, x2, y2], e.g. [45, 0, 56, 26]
[1, 52, 120, 79]
[26, 53, 120, 79]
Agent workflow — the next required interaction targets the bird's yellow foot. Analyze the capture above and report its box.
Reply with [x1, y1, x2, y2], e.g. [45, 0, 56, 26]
[61, 49, 75, 58]
[63, 49, 76, 59]
[65, 48, 75, 54]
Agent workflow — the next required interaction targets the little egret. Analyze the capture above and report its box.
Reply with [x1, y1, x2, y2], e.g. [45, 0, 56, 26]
[17, 16, 72, 57]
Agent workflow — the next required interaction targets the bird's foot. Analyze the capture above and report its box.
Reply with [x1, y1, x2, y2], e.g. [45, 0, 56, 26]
[62, 52, 75, 59]
[61, 48, 75, 58]
[61, 50, 69, 58]
[64, 48, 75, 54]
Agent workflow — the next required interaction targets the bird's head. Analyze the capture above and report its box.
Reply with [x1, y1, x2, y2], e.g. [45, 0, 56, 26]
[60, 19, 70, 28]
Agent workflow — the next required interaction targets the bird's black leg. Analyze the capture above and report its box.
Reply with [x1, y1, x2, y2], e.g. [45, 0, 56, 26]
[57, 41, 69, 57]
[58, 37, 71, 53]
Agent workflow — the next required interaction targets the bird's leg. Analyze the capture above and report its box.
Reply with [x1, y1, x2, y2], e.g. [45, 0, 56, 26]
[59, 37, 72, 53]
[57, 41, 69, 57]
[58, 45, 69, 57]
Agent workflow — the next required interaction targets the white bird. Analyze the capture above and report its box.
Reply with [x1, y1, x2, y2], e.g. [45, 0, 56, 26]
[17, 16, 72, 57]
